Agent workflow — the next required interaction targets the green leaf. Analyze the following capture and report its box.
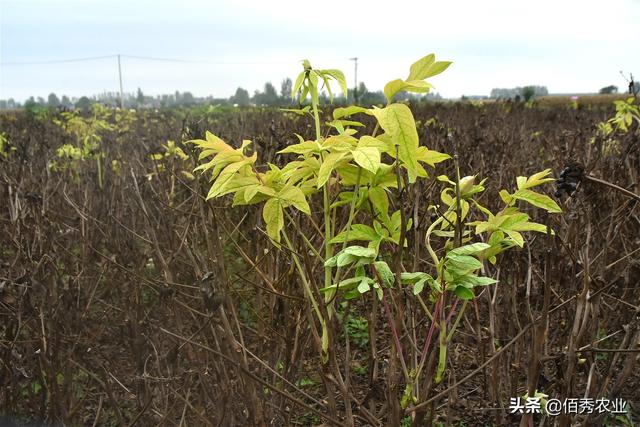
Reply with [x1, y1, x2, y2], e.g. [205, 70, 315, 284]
[333, 106, 369, 119]
[323, 133, 358, 150]
[279, 185, 311, 215]
[401, 272, 429, 284]
[446, 254, 483, 272]
[343, 245, 377, 258]
[368, 186, 389, 216]
[244, 184, 276, 203]
[358, 135, 389, 152]
[416, 146, 450, 167]
[321, 69, 348, 98]
[511, 189, 562, 213]
[437, 175, 455, 185]
[320, 277, 362, 293]
[309, 71, 319, 106]
[292, 70, 306, 99]
[189, 131, 234, 152]
[504, 229, 524, 247]
[383, 79, 432, 103]
[498, 212, 528, 229]
[214, 175, 261, 197]
[330, 224, 378, 244]
[369, 104, 419, 182]
[206, 156, 255, 199]
[510, 221, 551, 234]
[279, 106, 310, 116]
[357, 279, 371, 294]
[447, 243, 491, 257]
[407, 54, 434, 80]
[467, 276, 498, 286]
[351, 146, 381, 174]
[454, 286, 474, 300]
[499, 189, 513, 205]
[408, 54, 451, 80]
[401, 272, 440, 294]
[488, 230, 505, 246]
[373, 261, 394, 286]
[317, 151, 348, 188]
[278, 140, 320, 155]
[327, 119, 364, 130]
[328, 245, 377, 268]
[517, 169, 556, 190]
[263, 198, 284, 243]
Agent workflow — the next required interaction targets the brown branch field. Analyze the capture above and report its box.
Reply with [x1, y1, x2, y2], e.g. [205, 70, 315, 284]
[1, 100, 638, 426]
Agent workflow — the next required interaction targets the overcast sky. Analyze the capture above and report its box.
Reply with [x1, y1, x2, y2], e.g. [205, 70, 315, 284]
[1, 0, 639, 101]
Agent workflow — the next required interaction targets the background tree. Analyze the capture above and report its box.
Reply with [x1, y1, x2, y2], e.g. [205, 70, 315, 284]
[47, 93, 60, 108]
[136, 87, 145, 106]
[61, 95, 72, 108]
[280, 78, 292, 103]
[181, 92, 195, 106]
[254, 82, 279, 106]
[231, 87, 250, 106]
[599, 85, 618, 94]
[521, 86, 536, 102]
[75, 96, 92, 111]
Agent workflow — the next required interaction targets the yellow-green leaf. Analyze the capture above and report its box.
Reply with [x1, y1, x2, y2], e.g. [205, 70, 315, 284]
[416, 146, 451, 167]
[263, 198, 284, 243]
[317, 151, 348, 188]
[499, 189, 513, 205]
[517, 169, 556, 190]
[321, 69, 348, 98]
[278, 140, 320, 155]
[383, 79, 432, 103]
[407, 54, 451, 80]
[214, 175, 261, 198]
[333, 106, 369, 119]
[206, 157, 255, 199]
[407, 54, 435, 81]
[368, 186, 388, 215]
[279, 185, 311, 215]
[504, 229, 524, 247]
[369, 104, 419, 182]
[351, 146, 381, 174]
[512, 189, 562, 213]
[292, 70, 306, 99]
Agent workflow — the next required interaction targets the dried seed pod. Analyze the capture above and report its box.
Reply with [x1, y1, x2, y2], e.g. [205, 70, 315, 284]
[200, 271, 223, 312]
[555, 162, 584, 198]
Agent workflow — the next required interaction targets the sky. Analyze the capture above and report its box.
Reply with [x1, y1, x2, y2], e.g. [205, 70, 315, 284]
[1, 0, 639, 101]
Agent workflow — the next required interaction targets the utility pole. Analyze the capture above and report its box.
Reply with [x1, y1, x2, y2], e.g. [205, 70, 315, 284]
[350, 57, 358, 104]
[117, 54, 124, 109]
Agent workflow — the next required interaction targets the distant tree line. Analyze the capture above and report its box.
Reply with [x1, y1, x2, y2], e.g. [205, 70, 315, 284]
[490, 86, 549, 101]
[0, 78, 443, 111]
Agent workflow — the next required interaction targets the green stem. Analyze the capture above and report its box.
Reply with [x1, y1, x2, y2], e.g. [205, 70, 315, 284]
[435, 313, 447, 384]
[332, 167, 362, 286]
[284, 210, 323, 261]
[281, 228, 323, 325]
[310, 80, 332, 294]
[309, 71, 332, 360]
[447, 300, 467, 343]
[424, 215, 444, 275]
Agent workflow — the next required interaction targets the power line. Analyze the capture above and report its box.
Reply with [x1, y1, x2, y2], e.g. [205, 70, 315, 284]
[0, 53, 353, 72]
[120, 55, 296, 65]
[0, 54, 321, 67]
[0, 55, 117, 66]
